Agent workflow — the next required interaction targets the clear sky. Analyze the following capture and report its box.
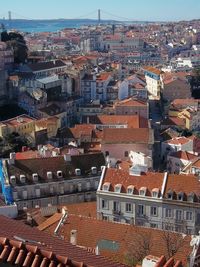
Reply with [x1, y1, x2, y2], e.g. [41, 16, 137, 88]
[1, 0, 200, 21]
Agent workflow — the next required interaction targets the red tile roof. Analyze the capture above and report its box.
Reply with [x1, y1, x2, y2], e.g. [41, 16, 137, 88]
[39, 213, 191, 266]
[101, 168, 200, 201]
[102, 128, 152, 144]
[169, 151, 198, 161]
[115, 98, 148, 107]
[101, 168, 164, 196]
[0, 215, 126, 267]
[84, 115, 148, 128]
[165, 137, 191, 145]
[143, 66, 162, 75]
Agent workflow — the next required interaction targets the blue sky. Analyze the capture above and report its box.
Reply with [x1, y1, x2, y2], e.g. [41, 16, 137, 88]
[1, 0, 200, 21]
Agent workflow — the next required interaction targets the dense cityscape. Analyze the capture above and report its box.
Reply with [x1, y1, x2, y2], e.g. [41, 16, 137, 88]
[0, 3, 200, 267]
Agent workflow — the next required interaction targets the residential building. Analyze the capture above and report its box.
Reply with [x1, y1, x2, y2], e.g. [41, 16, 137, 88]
[0, 114, 36, 140]
[26, 60, 68, 78]
[143, 66, 162, 100]
[101, 128, 154, 160]
[114, 98, 149, 119]
[0, 153, 105, 210]
[161, 136, 194, 162]
[167, 151, 198, 174]
[97, 167, 200, 235]
[162, 74, 191, 103]
[81, 72, 112, 103]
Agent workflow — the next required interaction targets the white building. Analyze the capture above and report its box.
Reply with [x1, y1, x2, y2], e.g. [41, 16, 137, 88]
[143, 66, 162, 100]
[97, 167, 200, 234]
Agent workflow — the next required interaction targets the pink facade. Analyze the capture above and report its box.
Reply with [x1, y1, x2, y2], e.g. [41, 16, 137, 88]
[101, 143, 152, 160]
[115, 104, 149, 118]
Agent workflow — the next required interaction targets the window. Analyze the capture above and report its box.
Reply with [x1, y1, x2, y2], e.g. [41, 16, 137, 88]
[126, 203, 132, 213]
[188, 193, 195, 202]
[177, 192, 184, 201]
[165, 208, 172, 218]
[113, 201, 120, 212]
[114, 184, 122, 193]
[176, 210, 182, 221]
[139, 188, 146, 196]
[102, 216, 108, 221]
[150, 206, 158, 216]
[153, 191, 159, 198]
[150, 223, 158, 228]
[124, 151, 129, 157]
[103, 183, 110, 191]
[102, 199, 108, 209]
[186, 211, 192, 221]
[138, 204, 144, 216]
[167, 190, 173, 199]
[127, 186, 134, 195]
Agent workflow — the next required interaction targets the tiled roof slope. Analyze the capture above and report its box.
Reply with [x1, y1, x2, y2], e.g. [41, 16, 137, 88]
[39, 213, 191, 266]
[101, 168, 200, 201]
[0, 215, 126, 267]
[82, 115, 149, 128]
[28, 60, 66, 72]
[102, 128, 152, 144]
[6, 153, 105, 184]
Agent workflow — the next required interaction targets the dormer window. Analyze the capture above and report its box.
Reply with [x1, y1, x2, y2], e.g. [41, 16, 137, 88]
[102, 182, 110, 191]
[188, 192, 195, 202]
[139, 187, 147, 196]
[177, 192, 184, 201]
[127, 185, 135, 195]
[115, 184, 122, 193]
[152, 188, 160, 198]
[167, 190, 173, 200]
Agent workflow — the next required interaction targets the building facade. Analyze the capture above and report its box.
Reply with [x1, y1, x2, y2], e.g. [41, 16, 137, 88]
[97, 167, 200, 234]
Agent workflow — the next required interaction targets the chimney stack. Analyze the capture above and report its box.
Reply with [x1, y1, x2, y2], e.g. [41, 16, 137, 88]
[70, 230, 77, 245]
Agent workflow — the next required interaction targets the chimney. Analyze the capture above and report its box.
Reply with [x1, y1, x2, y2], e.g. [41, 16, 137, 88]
[9, 152, 16, 165]
[26, 212, 33, 226]
[87, 116, 90, 124]
[70, 230, 77, 245]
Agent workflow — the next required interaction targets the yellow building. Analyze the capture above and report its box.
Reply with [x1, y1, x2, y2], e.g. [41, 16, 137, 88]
[0, 115, 35, 139]
[35, 116, 61, 139]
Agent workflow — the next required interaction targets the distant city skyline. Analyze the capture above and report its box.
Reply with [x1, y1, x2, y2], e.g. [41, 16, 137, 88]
[0, 0, 200, 21]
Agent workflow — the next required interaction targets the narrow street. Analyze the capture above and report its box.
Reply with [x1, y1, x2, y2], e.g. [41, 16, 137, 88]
[149, 100, 163, 171]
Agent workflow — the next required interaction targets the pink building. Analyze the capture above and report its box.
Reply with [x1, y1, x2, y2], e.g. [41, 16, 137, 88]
[101, 128, 154, 160]
[114, 97, 149, 119]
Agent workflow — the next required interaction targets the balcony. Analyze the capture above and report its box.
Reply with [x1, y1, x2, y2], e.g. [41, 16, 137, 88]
[112, 210, 122, 216]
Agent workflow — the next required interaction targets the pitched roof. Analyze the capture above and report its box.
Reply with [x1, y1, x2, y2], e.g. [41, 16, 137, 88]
[102, 128, 152, 144]
[101, 168, 200, 201]
[28, 60, 66, 72]
[38, 213, 191, 266]
[82, 115, 148, 128]
[0, 215, 126, 267]
[164, 173, 200, 198]
[161, 117, 185, 127]
[143, 66, 162, 75]
[101, 168, 164, 196]
[165, 137, 191, 145]
[115, 98, 148, 107]
[169, 151, 198, 161]
[6, 153, 105, 184]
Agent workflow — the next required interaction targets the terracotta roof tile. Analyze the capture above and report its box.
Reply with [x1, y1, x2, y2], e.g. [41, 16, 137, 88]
[39, 213, 191, 266]
[0, 215, 126, 267]
[102, 128, 152, 144]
